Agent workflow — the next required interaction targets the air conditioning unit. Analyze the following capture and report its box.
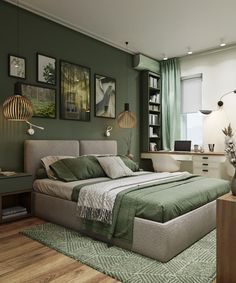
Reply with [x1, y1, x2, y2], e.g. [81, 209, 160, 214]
[133, 54, 160, 74]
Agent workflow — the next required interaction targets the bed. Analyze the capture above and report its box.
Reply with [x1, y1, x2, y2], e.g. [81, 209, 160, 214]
[24, 140, 230, 262]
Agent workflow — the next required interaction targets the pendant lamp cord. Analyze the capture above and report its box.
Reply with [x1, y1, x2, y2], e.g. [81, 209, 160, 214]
[17, 0, 20, 55]
[125, 41, 129, 105]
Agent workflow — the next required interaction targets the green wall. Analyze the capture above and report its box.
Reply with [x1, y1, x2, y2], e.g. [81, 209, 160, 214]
[0, 2, 140, 171]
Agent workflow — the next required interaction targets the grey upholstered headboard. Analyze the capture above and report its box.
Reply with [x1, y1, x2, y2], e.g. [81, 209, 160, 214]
[24, 140, 80, 178]
[80, 140, 117, 155]
[24, 139, 117, 178]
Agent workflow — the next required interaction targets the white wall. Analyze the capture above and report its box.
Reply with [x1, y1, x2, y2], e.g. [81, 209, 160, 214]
[180, 48, 236, 152]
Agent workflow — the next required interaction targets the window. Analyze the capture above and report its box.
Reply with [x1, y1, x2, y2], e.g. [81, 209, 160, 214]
[181, 74, 203, 147]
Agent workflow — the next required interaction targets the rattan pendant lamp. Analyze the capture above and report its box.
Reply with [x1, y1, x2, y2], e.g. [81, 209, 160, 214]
[2, 1, 44, 135]
[117, 42, 136, 129]
[3, 83, 33, 121]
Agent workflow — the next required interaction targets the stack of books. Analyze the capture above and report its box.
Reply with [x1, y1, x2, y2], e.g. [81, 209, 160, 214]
[2, 206, 27, 220]
[149, 114, 159, 125]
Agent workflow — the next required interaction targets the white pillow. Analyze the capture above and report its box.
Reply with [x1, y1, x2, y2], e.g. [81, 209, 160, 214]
[96, 156, 134, 179]
[41, 156, 75, 179]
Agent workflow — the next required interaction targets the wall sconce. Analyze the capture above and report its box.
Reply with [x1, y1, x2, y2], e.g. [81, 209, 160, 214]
[199, 110, 212, 115]
[217, 90, 236, 107]
[199, 89, 236, 115]
[105, 126, 112, 137]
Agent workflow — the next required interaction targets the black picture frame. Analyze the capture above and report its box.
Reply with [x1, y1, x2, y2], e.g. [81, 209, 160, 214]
[8, 54, 26, 79]
[20, 83, 56, 119]
[95, 74, 116, 119]
[37, 53, 56, 85]
[60, 60, 91, 121]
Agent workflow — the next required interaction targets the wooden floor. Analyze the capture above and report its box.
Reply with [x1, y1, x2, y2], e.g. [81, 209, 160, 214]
[0, 217, 217, 283]
[0, 217, 119, 283]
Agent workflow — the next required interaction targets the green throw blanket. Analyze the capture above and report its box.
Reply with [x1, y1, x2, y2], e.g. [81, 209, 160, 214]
[72, 174, 230, 243]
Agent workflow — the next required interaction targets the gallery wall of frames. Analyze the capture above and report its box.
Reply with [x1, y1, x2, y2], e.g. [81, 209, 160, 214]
[0, 1, 140, 171]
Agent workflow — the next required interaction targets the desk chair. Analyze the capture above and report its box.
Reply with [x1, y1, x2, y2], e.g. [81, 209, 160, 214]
[152, 154, 181, 172]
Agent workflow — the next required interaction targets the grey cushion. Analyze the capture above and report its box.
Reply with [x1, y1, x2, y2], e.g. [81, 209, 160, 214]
[97, 156, 134, 179]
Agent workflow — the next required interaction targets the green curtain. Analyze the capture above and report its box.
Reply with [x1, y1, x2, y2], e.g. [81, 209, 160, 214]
[160, 58, 181, 150]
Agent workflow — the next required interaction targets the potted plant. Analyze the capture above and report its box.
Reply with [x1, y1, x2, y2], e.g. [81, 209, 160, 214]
[222, 124, 236, 195]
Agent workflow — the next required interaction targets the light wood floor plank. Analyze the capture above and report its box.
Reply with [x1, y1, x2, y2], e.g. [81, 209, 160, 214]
[0, 218, 120, 283]
[0, 217, 215, 283]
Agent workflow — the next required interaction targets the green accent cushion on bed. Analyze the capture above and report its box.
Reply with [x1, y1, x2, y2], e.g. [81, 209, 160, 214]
[36, 167, 48, 179]
[119, 155, 139, 172]
[50, 156, 106, 182]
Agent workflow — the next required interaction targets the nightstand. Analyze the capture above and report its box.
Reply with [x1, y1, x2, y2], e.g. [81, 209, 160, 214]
[217, 193, 236, 283]
[0, 173, 33, 223]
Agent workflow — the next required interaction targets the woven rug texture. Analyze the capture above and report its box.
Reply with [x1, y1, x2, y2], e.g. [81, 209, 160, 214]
[21, 223, 216, 283]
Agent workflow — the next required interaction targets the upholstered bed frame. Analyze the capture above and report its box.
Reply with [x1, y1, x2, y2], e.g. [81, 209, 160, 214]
[24, 140, 216, 262]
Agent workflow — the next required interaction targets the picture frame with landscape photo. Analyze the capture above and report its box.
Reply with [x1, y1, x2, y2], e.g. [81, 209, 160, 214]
[37, 53, 56, 85]
[95, 74, 116, 118]
[8, 54, 26, 79]
[20, 83, 56, 119]
[60, 60, 90, 121]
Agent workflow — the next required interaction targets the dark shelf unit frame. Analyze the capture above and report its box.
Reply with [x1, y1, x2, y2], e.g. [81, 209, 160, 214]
[0, 190, 32, 223]
[141, 71, 162, 152]
[0, 173, 33, 224]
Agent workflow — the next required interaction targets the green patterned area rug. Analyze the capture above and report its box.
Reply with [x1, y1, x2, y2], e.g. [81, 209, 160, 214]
[21, 223, 216, 283]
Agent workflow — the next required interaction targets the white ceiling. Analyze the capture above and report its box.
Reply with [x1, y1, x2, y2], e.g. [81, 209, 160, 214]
[6, 0, 236, 60]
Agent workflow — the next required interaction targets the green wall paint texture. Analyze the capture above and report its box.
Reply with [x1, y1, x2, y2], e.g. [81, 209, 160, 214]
[0, 2, 140, 171]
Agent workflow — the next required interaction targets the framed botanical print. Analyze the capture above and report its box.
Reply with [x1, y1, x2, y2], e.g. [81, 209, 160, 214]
[8, 54, 26, 79]
[95, 74, 116, 118]
[21, 83, 56, 118]
[37, 53, 56, 85]
[60, 60, 90, 121]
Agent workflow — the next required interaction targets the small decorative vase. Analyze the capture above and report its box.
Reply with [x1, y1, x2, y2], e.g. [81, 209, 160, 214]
[231, 170, 236, 196]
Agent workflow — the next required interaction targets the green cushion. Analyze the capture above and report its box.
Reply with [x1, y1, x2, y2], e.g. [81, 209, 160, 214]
[50, 156, 106, 182]
[50, 161, 77, 182]
[36, 167, 48, 179]
[119, 155, 139, 172]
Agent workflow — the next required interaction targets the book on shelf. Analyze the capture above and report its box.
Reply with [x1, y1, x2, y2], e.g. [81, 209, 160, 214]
[149, 94, 160, 104]
[2, 206, 27, 216]
[2, 210, 27, 220]
[149, 104, 159, 111]
[149, 114, 159, 125]
[153, 77, 158, 88]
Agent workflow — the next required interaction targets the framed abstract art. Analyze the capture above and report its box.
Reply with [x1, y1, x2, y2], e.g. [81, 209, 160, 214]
[95, 74, 116, 118]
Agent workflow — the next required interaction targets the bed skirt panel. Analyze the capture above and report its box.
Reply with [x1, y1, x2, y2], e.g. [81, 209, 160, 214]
[33, 192, 216, 262]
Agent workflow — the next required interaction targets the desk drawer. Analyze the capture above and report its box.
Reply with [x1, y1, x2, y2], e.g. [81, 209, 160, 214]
[193, 167, 221, 178]
[193, 156, 222, 162]
[193, 161, 220, 169]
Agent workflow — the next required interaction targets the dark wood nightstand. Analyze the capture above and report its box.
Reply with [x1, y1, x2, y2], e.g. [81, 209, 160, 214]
[0, 173, 33, 223]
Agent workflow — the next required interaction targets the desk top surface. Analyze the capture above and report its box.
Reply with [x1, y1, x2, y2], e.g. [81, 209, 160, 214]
[142, 151, 225, 156]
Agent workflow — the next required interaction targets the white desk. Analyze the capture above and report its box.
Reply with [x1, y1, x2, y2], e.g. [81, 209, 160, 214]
[141, 151, 226, 178]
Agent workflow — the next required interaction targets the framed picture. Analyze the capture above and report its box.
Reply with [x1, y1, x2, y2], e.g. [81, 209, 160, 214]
[20, 83, 56, 118]
[60, 60, 90, 121]
[95, 74, 116, 118]
[37, 53, 56, 85]
[8, 54, 26, 79]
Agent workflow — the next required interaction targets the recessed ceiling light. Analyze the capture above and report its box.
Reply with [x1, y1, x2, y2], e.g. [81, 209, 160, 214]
[187, 47, 193, 55]
[163, 55, 168, 60]
[220, 39, 226, 47]
[220, 42, 226, 47]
